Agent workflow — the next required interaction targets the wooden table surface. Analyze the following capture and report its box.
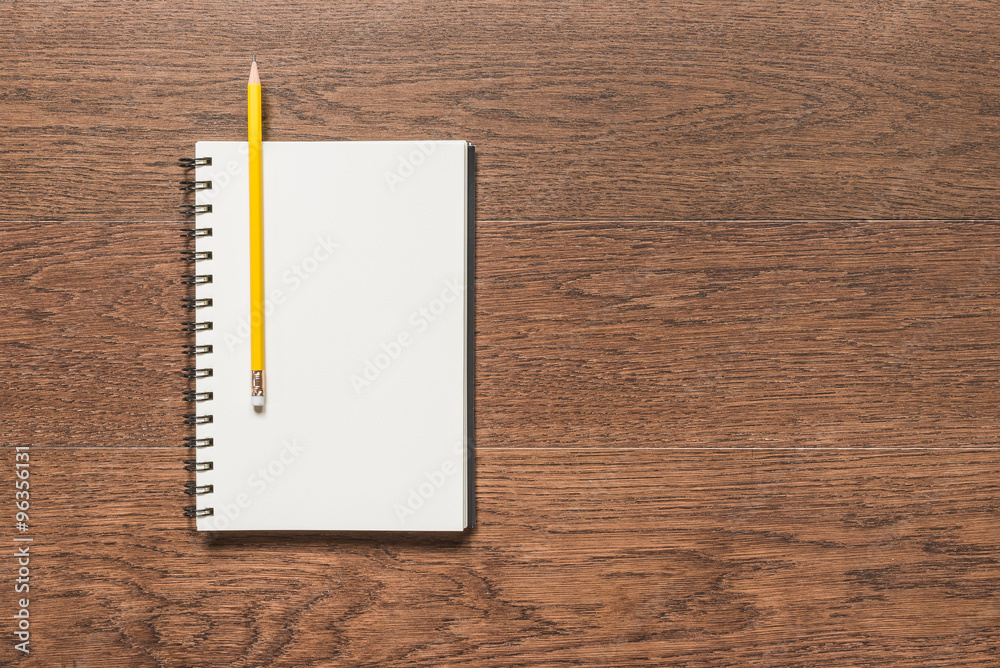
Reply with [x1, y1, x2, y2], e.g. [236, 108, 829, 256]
[2, 1, 999, 666]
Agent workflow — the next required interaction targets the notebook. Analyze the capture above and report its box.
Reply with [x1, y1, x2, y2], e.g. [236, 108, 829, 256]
[181, 140, 474, 531]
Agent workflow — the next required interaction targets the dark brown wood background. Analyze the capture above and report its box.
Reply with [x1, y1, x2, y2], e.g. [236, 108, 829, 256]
[2, 1, 999, 666]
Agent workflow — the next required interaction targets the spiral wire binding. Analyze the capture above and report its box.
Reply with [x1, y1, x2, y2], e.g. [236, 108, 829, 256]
[178, 179, 213, 191]
[180, 156, 215, 520]
[178, 157, 212, 168]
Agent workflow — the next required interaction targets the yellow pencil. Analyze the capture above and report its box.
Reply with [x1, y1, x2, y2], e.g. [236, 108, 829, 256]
[248, 56, 265, 406]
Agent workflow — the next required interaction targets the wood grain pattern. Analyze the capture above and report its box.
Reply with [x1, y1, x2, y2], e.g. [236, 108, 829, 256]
[1, 448, 999, 667]
[2, 218, 996, 449]
[2, 0, 999, 666]
[1, 0, 1000, 219]
[477, 219, 1000, 449]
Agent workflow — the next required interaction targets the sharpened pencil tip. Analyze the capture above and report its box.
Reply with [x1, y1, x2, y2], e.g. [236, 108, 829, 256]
[252, 54, 256, 62]
[248, 58, 260, 85]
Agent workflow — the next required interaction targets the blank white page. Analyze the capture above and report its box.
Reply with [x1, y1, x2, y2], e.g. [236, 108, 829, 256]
[189, 140, 470, 531]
